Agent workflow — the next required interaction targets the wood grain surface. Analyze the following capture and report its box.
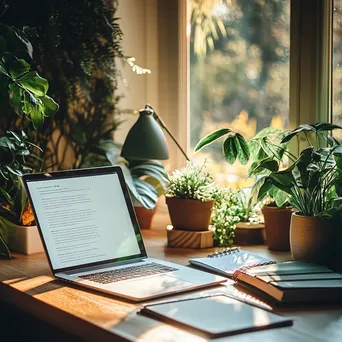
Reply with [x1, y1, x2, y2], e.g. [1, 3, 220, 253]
[1, 208, 342, 342]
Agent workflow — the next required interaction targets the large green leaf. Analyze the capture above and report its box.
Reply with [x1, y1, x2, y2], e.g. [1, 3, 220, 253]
[235, 133, 250, 165]
[194, 128, 231, 152]
[223, 135, 237, 164]
[270, 187, 290, 207]
[257, 179, 273, 201]
[314, 123, 342, 132]
[249, 157, 279, 176]
[296, 147, 315, 188]
[281, 124, 315, 143]
[30, 103, 44, 129]
[119, 163, 158, 209]
[40, 95, 59, 117]
[269, 170, 295, 190]
[18, 71, 48, 97]
[22, 91, 37, 115]
[8, 83, 23, 116]
[129, 160, 167, 188]
[9, 58, 30, 79]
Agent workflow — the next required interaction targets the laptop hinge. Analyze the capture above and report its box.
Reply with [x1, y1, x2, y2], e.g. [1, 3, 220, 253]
[62, 257, 148, 276]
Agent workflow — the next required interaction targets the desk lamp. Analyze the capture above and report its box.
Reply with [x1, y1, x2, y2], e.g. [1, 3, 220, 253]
[121, 104, 190, 161]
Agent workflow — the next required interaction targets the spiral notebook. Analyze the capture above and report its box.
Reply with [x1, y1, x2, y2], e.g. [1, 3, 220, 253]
[189, 248, 276, 278]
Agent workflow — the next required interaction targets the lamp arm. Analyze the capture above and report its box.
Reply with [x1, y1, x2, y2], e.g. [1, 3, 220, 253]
[150, 109, 190, 161]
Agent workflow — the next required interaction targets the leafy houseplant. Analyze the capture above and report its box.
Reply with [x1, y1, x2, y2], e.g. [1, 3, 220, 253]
[104, 142, 167, 228]
[256, 123, 342, 261]
[165, 161, 215, 231]
[1, 0, 131, 171]
[194, 126, 293, 250]
[210, 187, 246, 247]
[0, 23, 58, 258]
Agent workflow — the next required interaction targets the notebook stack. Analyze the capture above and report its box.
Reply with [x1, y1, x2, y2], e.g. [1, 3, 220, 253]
[232, 261, 342, 303]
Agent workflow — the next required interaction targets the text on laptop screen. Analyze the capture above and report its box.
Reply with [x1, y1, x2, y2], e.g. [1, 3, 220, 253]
[26, 173, 141, 269]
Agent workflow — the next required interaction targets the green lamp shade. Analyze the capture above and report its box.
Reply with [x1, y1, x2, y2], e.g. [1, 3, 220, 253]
[121, 108, 169, 160]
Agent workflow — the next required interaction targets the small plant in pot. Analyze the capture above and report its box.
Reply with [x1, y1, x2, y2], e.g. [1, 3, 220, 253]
[249, 164, 293, 251]
[257, 123, 342, 262]
[233, 187, 265, 246]
[165, 161, 214, 231]
[210, 186, 247, 246]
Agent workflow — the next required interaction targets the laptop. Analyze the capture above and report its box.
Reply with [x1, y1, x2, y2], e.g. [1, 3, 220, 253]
[22, 166, 226, 302]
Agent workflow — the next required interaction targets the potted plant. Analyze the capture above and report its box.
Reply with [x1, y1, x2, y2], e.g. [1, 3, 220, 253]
[249, 163, 293, 251]
[103, 142, 167, 229]
[165, 161, 215, 231]
[0, 24, 58, 258]
[210, 186, 247, 246]
[256, 123, 342, 262]
[233, 187, 265, 246]
[195, 126, 293, 250]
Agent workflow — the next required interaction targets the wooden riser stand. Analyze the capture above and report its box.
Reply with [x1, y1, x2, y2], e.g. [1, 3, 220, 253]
[166, 225, 214, 249]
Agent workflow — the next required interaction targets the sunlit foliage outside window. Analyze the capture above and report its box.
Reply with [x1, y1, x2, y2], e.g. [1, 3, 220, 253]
[189, 0, 290, 188]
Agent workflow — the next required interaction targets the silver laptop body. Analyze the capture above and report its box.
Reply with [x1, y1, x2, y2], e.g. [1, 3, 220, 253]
[22, 166, 226, 302]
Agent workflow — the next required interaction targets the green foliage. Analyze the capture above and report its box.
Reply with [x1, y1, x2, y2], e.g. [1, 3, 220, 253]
[195, 128, 250, 166]
[210, 187, 245, 247]
[103, 141, 167, 210]
[195, 126, 290, 207]
[257, 123, 342, 218]
[0, 52, 58, 128]
[1, 0, 124, 170]
[0, 21, 57, 258]
[122, 160, 167, 210]
[166, 161, 214, 201]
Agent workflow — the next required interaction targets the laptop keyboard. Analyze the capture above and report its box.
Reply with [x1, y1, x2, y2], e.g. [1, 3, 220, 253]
[78, 262, 178, 284]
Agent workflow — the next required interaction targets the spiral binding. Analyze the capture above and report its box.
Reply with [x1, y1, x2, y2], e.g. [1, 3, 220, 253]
[232, 260, 277, 280]
[207, 247, 241, 258]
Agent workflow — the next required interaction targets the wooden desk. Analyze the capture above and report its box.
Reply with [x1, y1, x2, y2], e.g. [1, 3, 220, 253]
[1, 211, 342, 341]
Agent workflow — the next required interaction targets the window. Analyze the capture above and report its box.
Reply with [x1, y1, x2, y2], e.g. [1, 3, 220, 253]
[189, 0, 290, 188]
[333, 0, 342, 139]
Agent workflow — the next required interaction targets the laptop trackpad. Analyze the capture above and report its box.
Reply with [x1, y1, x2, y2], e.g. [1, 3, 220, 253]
[109, 275, 195, 299]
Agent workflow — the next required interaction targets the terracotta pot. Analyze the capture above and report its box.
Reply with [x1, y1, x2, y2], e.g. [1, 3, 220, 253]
[134, 206, 156, 229]
[234, 222, 265, 245]
[290, 212, 333, 262]
[262, 206, 293, 251]
[165, 197, 214, 231]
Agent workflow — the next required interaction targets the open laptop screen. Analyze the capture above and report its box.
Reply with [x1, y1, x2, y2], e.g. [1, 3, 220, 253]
[24, 167, 146, 272]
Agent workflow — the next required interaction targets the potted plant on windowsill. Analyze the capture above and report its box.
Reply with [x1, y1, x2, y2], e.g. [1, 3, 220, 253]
[256, 123, 342, 262]
[194, 126, 293, 250]
[210, 186, 251, 246]
[165, 161, 215, 231]
[233, 187, 265, 246]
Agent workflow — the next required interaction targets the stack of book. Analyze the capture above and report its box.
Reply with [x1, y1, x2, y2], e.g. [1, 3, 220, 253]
[232, 261, 342, 303]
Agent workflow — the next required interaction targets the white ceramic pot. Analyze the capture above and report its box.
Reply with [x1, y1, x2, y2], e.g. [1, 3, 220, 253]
[8, 225, 44, 255]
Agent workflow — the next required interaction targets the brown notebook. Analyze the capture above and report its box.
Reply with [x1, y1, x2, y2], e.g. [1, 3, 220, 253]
[232, 261, 342, 303]
[139, 294, 293, 338]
